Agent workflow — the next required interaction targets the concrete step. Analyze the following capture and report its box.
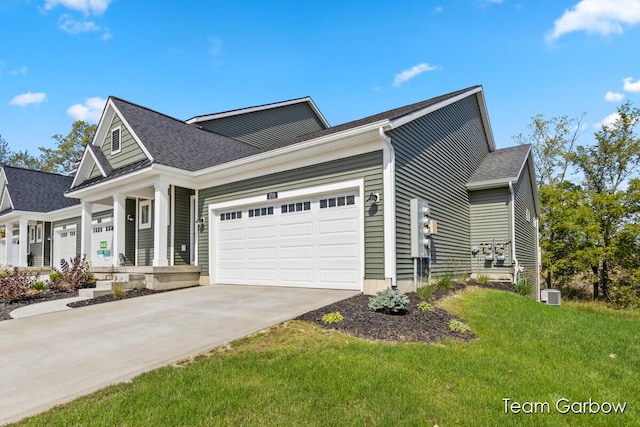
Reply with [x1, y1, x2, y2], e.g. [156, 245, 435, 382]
[78, 287, 114, 298]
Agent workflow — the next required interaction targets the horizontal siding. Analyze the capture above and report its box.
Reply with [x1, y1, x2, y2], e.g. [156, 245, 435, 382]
[469, 188, 511, 276]
[199, 103, 326, 148]
[198, 151, 384, 278]
[174, 187, 193, 265]
[514, 162, 538, 282]
[390, 95, 491, 280]
[102, 115, 148, 170]
[138, 200, 154, 266]
[124, 199, 136, 266]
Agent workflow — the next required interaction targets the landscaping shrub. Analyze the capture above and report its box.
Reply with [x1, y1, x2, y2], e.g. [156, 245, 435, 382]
[514, 277, 534, 298]
[477, 274, 490, 284]
[608, 284, 640, 310]
[416, 284, 435, 301]
[368, 288, 409, 314]
[30, 281, 47, 291]
[321, 311, 344, 324]
[448, 319, 471, 333]
[49, 256, 96, 292]
[417, 301, 434, 312]
[435, 273, 455, 291]
[112, 283, 126, 298]
[0, 267, 38, 303]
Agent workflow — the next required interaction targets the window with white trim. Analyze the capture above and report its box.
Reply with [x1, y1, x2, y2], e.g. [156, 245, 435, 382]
[319, 195, 355, 209]
[220, 211, 242, 221]
[36, 224, 43, 242]
[111, 126, 121, 155]
[139, 200, 151, 229]
[281, 201, 311, 214]
[30, 226, 36, 243]
[248, 206, 273, 218]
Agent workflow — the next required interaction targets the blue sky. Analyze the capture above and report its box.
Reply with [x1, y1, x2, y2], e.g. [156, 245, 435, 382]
[1, 0, 639, 156]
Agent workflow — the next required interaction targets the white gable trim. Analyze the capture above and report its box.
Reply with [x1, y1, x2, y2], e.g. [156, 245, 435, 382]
[0, 169, 14, 212]
[186, 97, 331, 129]
[88, 146, 107, 177]
[103, 100, 154, 161]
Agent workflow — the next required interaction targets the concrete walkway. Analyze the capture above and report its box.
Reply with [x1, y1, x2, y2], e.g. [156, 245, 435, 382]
[10, 296, 91, 319]
[0, 285, 358, 425]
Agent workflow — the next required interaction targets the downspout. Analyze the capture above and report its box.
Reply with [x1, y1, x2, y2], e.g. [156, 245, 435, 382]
[380, 126, 397, 289]
[508, 181, 519, 283]
[534, 216, 541, 301]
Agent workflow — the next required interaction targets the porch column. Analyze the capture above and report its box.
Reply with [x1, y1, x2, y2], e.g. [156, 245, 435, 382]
[153, 180, 169, 266]
[18, 218, 28, 267]
[4, 223, 12, 266]
[81, 201, 93, 262]
[113, 193, 126, 267]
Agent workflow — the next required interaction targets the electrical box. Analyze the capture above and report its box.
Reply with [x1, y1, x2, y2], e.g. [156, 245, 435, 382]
[410, 198, 431, 258]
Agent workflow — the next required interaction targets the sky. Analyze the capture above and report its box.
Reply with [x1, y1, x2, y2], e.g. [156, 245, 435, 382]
[1, 0, 640, 156]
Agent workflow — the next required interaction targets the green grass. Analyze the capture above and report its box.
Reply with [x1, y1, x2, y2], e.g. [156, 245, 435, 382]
[13, 288, 640, 426]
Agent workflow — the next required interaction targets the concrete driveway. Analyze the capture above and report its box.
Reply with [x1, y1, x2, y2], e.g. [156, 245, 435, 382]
[0, 285, 358, 425]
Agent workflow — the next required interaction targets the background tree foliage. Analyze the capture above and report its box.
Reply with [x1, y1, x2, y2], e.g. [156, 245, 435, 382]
[519, 102, 640, 303]
[0, 121, 96, 174]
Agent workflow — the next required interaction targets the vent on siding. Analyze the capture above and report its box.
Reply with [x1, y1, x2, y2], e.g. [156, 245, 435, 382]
[111, 128, 121, 154]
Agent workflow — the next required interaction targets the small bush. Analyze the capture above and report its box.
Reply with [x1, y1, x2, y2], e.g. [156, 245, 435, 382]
[514, 277, 534, 298]
[477, 274, 490, 284]
[112, 283, 126, 298]
[30, 281, 47, 291]
[417, 301, 434, 312]
[608, 285, 640, 310]
[448, 319, 471, 333]
[435, 273, 455, 291]
[0, 267, 38, 303]
[48, 272, 63, 282]
[416, 284, 435, 301]
[321, 311, 344, 324]
[49, 256, 95, 292]
[368, 288, 410, 314]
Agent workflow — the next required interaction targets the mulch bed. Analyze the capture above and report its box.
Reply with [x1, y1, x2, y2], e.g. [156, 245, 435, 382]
[296, 280, 515, 344]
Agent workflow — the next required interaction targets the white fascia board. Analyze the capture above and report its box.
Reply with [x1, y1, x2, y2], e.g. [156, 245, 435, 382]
[71, 149, 94, 189]
[187, 97, 331, 128]
[88, 146, 107, 177]
[466, 179, 515, 191]
[65, 167, 157, 201]
[193, 120, 389, 180]
[389, 87, 497, 152]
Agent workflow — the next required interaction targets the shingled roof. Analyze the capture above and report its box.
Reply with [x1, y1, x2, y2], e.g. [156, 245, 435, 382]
[467, 144, 532, 189]
[2, 166, 79, 213]
[111, 97, 259, 172]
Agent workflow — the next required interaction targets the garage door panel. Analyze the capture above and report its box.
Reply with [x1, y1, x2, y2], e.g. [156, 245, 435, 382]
[215, 190, 361, 290]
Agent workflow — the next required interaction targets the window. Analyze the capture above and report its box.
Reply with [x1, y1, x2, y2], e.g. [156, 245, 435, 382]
[320, 195, 356, 209]
[220, 211, 242, 221]
[111, 127, 121, 154]
[139, 200, 151, 229]
[526, 209, 531, 223]
[30, 227, 36, 243]
[281, 200, 311, 214]
[105, 225, 114, 232]
[93, 227, 103, 233]
[36, 224, 43, 242]
[248, 206, 273, 218]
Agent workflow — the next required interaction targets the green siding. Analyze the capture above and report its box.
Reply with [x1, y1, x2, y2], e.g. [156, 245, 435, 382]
[138, 200, 154, 266]
[124, 199, 136, 266]
[198, 103, 326, 148]
[390, 95, 491, 280]
[198, 151, 384, 278]
[513, 161, 538, 282]
[28, 223, 45, 267]
[43, 222, 51, 267]
[89, 163, 102, 179]
[101, 115, 148, 170]
[173, 187, 194, 265]
[469, 188, 512, 276]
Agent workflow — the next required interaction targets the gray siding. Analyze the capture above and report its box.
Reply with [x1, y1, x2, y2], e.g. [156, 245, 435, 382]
[513, 161, 538, 282]
[101, 115, 148, 170]
[469, 188, 511, 276]
[28, 223, 44, 267]
[390, 95, 491, 280]
[198, 103, 326, 149]
[198, 151, 384, 278]
[138, 200, 154, 266]
[173, 187, 194, 265]
[44, 222, 51, 267]
[52, 216, 81, 260]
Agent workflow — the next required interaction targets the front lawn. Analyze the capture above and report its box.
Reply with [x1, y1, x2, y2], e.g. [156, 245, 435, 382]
[13, 288, 640, 426]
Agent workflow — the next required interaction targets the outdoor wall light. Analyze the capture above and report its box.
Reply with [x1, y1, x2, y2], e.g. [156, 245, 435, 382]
[367, 192, 380, 203]
[127, 215, 135, 222]
[195, 217, 206, 226]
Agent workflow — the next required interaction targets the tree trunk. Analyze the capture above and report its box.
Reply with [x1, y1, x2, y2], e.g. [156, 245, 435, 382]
[591, 265, 599, 300]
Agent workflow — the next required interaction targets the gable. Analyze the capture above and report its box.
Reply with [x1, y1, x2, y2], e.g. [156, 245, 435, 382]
[191, 100, 328, 149]
[100, 115, 148, 170]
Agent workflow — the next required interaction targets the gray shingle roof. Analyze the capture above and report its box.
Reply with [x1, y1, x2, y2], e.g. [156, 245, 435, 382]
[2, 166, 79, 213]
[111, 97, 259, 172]
[467, 144, 531, 188]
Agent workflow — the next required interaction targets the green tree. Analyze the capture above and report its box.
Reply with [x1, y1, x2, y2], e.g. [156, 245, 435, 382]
[572, 102, 640, 299]
[39, 120, 96, 174]
[0, 134, 11, 165]
[7, 150, 42, 170]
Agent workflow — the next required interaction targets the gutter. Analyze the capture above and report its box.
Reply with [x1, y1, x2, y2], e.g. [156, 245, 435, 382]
[379, 126, 397, 289]
[508, 181, 520, 283]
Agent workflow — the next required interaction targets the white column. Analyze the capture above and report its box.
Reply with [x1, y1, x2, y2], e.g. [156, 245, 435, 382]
[81, 201, 93, 262]
[18, 218, 28, 267]
[113, 193, 126, 267]
[4, 223, 12, 266]
[153, 180, 169, 266]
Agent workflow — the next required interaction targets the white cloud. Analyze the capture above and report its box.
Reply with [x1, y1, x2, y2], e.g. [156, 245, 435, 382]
[9, 66, 27, 76]
[9, 92, 47, 107]
[605, 91, 624, 102]
[44, 0, 112, 15]
[596, 112, 621, 128]
[60, 17, 99, 34]
[392, 63, 440, 88]
[623, 77, 640, 92]
[547, 0, 640, 41]
[66, 97, 106, 122]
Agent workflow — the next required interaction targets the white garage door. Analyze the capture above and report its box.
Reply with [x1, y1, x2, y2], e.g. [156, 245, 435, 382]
[54, 227, 77, 268]
[91, 222, 114, 267]
[214, 191, 362, 290]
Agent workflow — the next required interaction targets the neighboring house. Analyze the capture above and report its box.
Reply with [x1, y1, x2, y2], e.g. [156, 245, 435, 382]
[62, 85, 540, 296]
[0, 166, 79, 268]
